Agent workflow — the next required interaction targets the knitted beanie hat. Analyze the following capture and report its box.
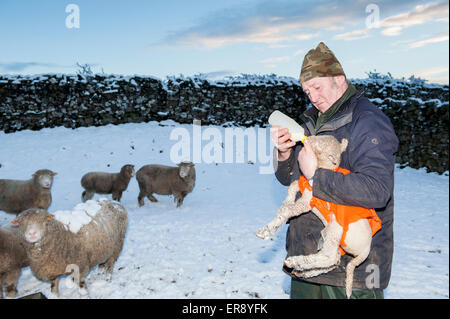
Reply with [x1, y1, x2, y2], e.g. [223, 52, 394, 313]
[299, 42, 345, 83]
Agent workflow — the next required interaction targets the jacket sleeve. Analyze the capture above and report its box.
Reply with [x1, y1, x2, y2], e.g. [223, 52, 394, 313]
[273, 145, 302, 186]
[312, 109, 399, 209]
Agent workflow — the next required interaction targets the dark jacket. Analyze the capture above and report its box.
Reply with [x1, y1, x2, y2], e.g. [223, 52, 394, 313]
[275, 89, 399, 290]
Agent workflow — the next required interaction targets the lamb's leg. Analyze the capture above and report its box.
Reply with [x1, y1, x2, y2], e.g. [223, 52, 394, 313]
[345, 245, 371, 298]
[292, 264, 338, 279]
[3, 268, 21, 298]
[284, 214, 343, 271]
[256, 181, 311, 240]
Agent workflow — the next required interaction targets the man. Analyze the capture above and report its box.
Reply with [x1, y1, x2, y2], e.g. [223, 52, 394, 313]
[272, 42, 399, 299]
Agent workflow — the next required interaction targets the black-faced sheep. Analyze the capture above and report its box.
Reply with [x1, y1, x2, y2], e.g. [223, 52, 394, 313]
[256, 135, 381, 298]
[136, 162, 195, 208]
[0, 226, 29, 298]
[81, 164, 135, 202]
[11, 199, 128, 296]
[0, 169, 57, 215]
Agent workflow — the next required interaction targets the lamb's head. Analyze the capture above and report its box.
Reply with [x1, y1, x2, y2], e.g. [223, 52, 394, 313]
[177, 161, 195, 179]
[11, 208, 54, 244]
[120, 164, 135, 178]
[307, 135, 348, 170]
[32, 169, 57, 189]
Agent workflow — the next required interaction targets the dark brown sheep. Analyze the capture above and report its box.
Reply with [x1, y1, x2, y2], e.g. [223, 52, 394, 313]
[136, 162, 195, 208]
[81, 164, 135, 202]
[0, 226, 29, 298]
[0, 169, 57, 215]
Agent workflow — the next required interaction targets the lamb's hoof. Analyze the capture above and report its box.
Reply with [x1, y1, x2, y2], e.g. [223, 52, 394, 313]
[284, 256, 303, 270]
[256, 226, 274, 240]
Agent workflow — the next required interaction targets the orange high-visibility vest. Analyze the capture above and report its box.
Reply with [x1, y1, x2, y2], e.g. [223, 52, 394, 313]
[298, 167, 382, 256]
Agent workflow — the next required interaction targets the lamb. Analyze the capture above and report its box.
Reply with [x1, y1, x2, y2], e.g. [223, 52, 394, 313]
[81, 164, 135, 202]
[136, 162, 195, 208]
[256, 135, 381, 298]
[0, 226, 29, 298]
[0, 169, 57, 215]
[11, 198, 128, 296]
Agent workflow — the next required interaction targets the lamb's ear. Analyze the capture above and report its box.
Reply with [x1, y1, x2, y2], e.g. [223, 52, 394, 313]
[46, 214, 55, 221]
[11, 219, 20, 226]
[328, 154, 339, 166]
[52, 172, 58, 176]
[340, 138, 348, 153]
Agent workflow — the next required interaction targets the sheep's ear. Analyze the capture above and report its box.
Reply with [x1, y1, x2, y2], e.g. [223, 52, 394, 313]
[46, 214, 55, 221]
[32, 174, 36, 178]
[52, 172, 58, 176]
[11, 219, 20, 226]
[340, 139, 348, 153]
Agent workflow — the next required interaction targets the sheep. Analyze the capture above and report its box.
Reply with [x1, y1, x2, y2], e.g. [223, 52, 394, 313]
[256, 135, 381, 298]
[0, 226, 29, 298]
[136, 162, 195, 208]
[11, 198, 128, 296]
[81, 164, 135, 202]
[0, 169, 57, 215]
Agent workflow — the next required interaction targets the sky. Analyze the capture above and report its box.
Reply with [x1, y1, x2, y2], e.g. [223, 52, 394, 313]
[0, 0, 448, 84]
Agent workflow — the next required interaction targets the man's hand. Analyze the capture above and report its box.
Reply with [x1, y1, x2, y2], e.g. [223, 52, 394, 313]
[298, 138, 317, 180]
[270, 126, 296, 161]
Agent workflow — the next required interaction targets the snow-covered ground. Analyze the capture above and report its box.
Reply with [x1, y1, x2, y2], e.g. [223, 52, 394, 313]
[0, 121, 448, 299]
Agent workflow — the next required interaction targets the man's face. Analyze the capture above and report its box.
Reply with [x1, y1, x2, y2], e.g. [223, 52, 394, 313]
[301, 76, 344, 113]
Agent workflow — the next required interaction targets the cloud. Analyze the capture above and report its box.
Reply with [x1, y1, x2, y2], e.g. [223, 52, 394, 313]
[405, 66, 449, 84]
[0, 62, 59, 72]
[408, 31, 449, 48]
[152, 0, 422, 49]
[334, 28, 370, 41]
[380, 1, 449, 36]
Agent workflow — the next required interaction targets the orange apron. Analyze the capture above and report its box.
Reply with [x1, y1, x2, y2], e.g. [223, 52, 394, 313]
[298, 167, 382, 255]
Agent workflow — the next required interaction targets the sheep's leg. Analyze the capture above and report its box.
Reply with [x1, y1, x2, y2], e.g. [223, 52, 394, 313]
[112, 191, 122, 202]
[174, 192, 186, 207]
[138, 190, 146, 206]
[256, 181, 310, 240]
[284, 215, 342, 271]
[3, 268, 21, 298]
[51, 277, 60, 296]
[0, 273, 3, 299]
[147, 193, 158, 202]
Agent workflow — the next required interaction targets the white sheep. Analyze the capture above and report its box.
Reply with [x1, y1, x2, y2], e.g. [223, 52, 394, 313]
[256, 135, 381, 298]
[11, 198, 128, 296]
[0, 226, 29, 298]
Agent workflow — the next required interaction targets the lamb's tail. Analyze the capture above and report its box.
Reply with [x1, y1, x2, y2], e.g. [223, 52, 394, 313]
[345, 246, 370, 298]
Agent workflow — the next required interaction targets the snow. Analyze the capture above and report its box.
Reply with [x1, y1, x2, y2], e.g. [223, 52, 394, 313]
[0, 121, 448, 299]
[53, 199, 105, 233]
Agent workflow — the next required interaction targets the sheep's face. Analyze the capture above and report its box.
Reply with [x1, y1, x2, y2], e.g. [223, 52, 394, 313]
[33, 169, 57, 189]
[121, 165, 135, 178]
[178, 162, 195, 179]
[11, 209, 54, 244]
[307, 136, 348, 170]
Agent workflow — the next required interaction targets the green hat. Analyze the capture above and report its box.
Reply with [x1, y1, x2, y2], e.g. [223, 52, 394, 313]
[299, 42, 345, 83]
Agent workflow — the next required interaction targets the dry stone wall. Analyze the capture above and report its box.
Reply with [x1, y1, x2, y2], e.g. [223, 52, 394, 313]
[0, 74, 448, 173]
